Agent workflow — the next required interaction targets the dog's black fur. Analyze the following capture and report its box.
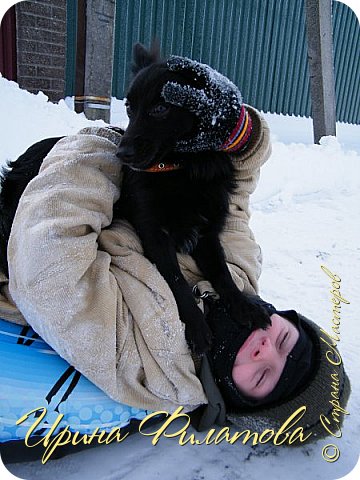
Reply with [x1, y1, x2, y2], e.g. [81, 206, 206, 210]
[0, 137, 63, 275]
[0, 43, 270, 353]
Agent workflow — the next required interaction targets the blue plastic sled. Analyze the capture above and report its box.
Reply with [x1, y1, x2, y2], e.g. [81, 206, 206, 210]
[0, 318, 152, 448]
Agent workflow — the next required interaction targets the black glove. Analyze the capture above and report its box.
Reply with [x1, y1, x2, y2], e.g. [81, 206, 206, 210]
[161, 56, 251, 153]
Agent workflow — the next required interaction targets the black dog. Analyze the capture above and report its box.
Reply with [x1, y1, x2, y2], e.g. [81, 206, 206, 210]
[0, 44, 270, 353]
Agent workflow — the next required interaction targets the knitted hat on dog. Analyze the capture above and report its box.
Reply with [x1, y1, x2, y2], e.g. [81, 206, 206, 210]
[163, 56, 253, 153]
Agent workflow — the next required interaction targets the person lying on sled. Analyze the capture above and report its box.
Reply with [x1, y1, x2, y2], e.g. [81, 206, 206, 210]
[0, 57, 350, 443]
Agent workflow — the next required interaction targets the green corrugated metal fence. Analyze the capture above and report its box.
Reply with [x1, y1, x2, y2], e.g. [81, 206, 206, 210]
[332, 1, 360, 124]
[66, 0, 360, 124]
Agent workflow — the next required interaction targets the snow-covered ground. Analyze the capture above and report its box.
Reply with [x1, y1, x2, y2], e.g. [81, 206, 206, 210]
[0, 76, 359, 480]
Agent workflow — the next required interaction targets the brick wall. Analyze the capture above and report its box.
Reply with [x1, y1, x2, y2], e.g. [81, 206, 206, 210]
[15, 0, 67, 102]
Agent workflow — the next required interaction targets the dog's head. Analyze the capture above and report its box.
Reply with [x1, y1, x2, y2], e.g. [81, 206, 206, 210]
[117, 43, 200, 170]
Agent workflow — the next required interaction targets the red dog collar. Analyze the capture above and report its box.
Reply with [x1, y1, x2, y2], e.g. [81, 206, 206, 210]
[145, 162, 182, 173]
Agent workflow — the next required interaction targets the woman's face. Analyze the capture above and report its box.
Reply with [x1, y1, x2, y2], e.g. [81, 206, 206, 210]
[232, 314, 299, 399]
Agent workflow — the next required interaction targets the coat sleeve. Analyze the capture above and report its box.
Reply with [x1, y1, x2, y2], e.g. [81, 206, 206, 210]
[219, 105, 272, 294]
[7, 127, 206, 410]
[7, 127, 124, 396]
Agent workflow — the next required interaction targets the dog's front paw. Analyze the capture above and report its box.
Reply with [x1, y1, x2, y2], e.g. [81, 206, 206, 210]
[185, 318, 213, 355]
[181, 303, 212, 354]
[227, 293, 272, 331]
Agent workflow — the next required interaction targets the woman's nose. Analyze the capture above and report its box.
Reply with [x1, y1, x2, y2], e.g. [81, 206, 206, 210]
[251, 337, 273, 360]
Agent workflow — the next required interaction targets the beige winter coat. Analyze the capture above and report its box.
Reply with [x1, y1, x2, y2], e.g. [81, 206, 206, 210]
[0, 106, 271, 412]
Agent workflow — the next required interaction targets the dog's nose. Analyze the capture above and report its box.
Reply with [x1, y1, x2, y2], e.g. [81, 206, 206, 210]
[117, 144, 136, 162]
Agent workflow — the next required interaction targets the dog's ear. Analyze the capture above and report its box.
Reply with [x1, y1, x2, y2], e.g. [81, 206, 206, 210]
[132, 41, 161, 75]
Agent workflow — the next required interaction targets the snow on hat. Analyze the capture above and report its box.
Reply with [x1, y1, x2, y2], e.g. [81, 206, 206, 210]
[162, 55, 253, 153]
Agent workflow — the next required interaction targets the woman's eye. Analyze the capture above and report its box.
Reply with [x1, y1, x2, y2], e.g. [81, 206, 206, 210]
[280, 332, 289, 350]
[256, 370, 267, 387]
[149, 104, 170, 118]
[125, 102, 132, 117]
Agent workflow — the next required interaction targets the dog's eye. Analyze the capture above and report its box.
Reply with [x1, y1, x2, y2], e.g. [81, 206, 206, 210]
[149, 104, 170, 118]
[125, 101, 133, 117]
